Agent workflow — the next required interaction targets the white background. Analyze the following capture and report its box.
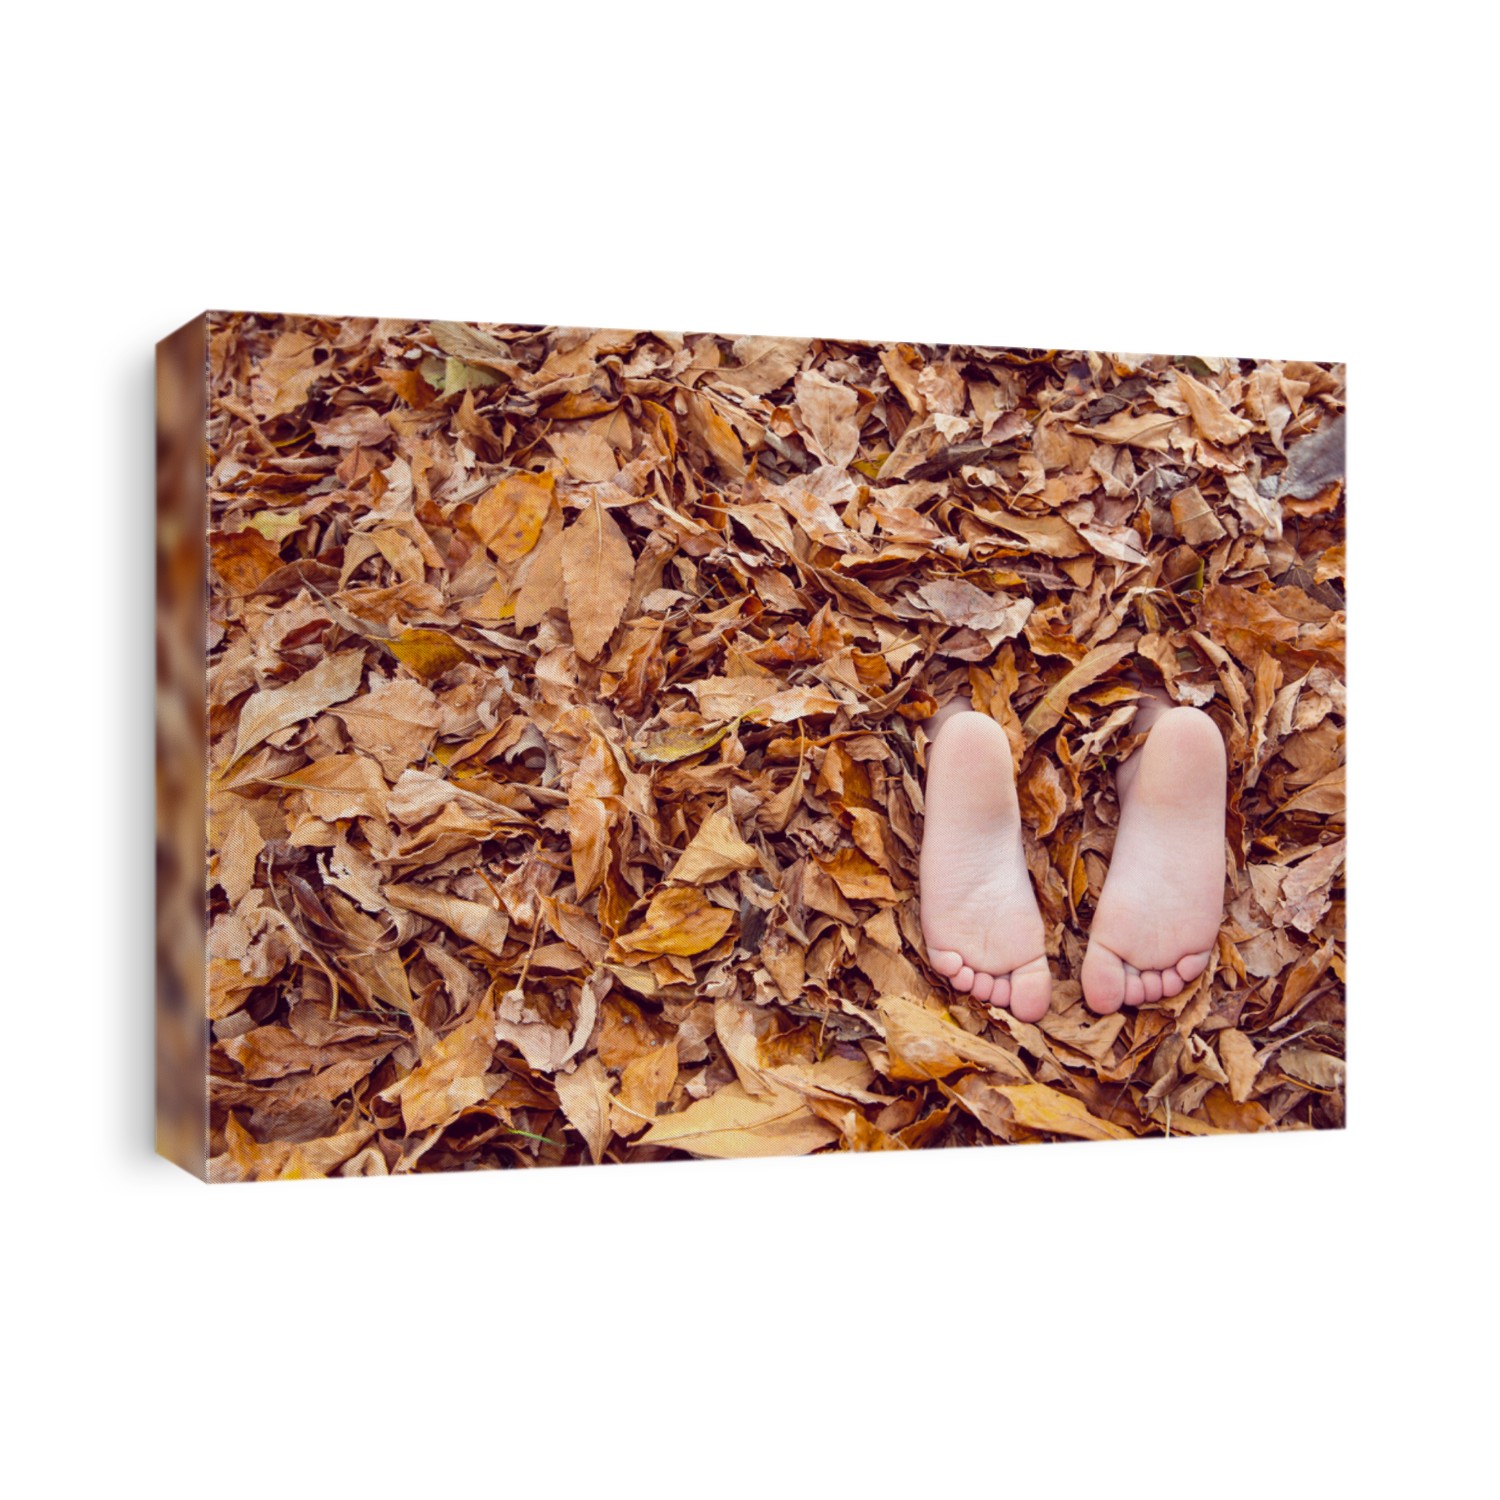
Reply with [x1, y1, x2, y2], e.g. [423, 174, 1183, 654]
[4, 3, 1490, 1494]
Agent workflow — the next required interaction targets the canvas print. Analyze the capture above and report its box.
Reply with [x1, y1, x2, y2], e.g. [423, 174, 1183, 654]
[156, 313, 1346, 1181]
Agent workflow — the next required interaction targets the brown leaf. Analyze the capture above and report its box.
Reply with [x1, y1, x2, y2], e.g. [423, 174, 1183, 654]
[904, 579, 1034, 636]
[232, 651, 366, 762]
[669, 806, 761, 884]
[312, 407, 391, 449]
[1276, 1046, 1345, 1090]
[1218, 1028, 1262, 1103]
[794, 370, 861, 468]
[984, 511, 1088, 558]
[554, 1054, 614, 1163]
[613, 1040, 680, 1138]
[1277, 839, 1346, 933]
[209, 1116, 375, 1183]
[212, 531, 285, 594]
[213, 807, 263, 904]
[1018, 756, 1068, 839]
[560, 495, 635, 660]
[718, 336, 809, 395]
[568, 793, 611, 900]
[277, 753, 389, 821]
[383, 882, 511, 954]
[381, 989, 498, 1132]
[331, 677, 441, 779]
[1175, 371, 1253, 445]
[687, 677, 840, 722]
[685, 392, 747, 478]
[1022, 639, 1137, 740]
[816, 848, 899, 903]
[514, 528, 567, 629]
[960, 1078, 1133, 1142]
[1170, 484, 1227, 546]
[493, 974, 599, 1074]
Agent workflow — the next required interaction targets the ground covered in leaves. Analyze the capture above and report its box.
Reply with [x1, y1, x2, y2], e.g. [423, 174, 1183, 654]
[201, 314, 1345, 1180]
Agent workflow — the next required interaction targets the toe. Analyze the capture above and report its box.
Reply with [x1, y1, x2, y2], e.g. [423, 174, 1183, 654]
[1081, 941, 1127, 1014]
[1175, 949, 1212, 985]
[970, 971, 996, 1002]
[1123, 965, 1147, 1007]
[1007, 955, 1052, 1023]
[1161, 967, 1185, 999]
[927, 947, 963, 978]
[953, 965, 976, 992]
[991, 974, 1012, 1008]
[1142, 969, 1164, 1004]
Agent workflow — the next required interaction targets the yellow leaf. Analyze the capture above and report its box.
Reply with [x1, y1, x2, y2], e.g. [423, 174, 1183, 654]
[244, 510, 306, 545]
[473, 470, 554, 562]
[637, 1080, 836, 1159]
[209, 1116, 375, 1182]
[816, 848, 898, 903]
[613, 887, 734, 958]
[1022, 639, 1137, 740]
[951, 1076, 1132, 1142]
[387, 629, 475, 680]
[634, 721, 733, 764]
[613, 1040, 679, 1138]
[877, 995, 1031, 1083]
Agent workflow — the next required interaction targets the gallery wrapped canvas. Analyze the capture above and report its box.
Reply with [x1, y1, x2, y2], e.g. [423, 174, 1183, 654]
[156, 313, 1345, 1181]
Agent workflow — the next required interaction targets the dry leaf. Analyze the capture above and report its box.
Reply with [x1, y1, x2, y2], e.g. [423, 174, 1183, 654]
[637, 1080, 837, 1159]
[553, 1054, 613, 1163]
[381, 989, 498, 1132]
[187, 315, 1342, 1177]
[474, 471, 555, 562]
[560, 495, 635, 660]
[1176, 370, 1253, 445]
[669, 806, 761, 884]
[613, 887, 735, 958]
[387, 629, 475, 681]
[384, 882, 511, 954]
[795, 370, 861, 468]
[878, 995, 1031, 1083]
[232, 652, 366, 761]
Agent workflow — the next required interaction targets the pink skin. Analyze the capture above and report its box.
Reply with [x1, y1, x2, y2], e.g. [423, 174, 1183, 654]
[1079, 693, 1227, 1014]
[918, 689, 1228, 1023]
[918, 706, 1052, 1023]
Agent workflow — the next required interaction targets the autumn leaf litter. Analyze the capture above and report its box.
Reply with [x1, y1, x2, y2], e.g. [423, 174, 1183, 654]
[202, 316, 1346, 1180]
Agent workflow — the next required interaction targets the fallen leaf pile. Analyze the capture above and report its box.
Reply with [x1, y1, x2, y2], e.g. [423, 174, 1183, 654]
[200, 314, 1345, 1180]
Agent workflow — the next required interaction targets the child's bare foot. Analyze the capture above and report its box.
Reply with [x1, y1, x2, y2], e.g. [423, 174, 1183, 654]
[1080, 697, 1227, 1014]
[919, 708, 1052, 1022]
